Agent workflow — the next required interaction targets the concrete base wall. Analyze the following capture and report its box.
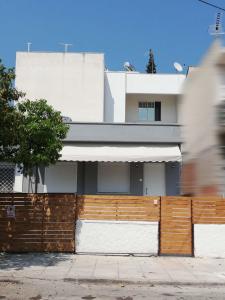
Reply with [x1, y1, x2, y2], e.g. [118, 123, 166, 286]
[76, 220, 158, 255]
[194, 224, 225, 258]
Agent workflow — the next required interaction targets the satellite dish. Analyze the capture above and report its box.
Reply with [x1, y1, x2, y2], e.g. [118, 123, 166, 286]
[123, 61, 135, 71]
[173, 62, 183, 72]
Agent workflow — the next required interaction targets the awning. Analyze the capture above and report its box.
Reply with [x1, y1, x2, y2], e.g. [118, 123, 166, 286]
[59, 144, 181, 162]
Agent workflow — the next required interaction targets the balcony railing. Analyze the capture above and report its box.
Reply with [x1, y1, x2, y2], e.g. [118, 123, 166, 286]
[64, 122, 182, 143]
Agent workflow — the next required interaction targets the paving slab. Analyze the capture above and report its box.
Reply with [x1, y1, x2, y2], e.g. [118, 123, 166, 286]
[1, 253, 225, 286]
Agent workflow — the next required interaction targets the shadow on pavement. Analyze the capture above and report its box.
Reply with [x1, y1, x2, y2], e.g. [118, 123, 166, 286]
[0, 253, 73, 271]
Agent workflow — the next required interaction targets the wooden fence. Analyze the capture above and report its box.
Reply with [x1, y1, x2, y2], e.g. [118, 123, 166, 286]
[0, 194, 225, 255]
[77, 195, 160, 221]
[76, 195, 225, 256]
[0, 193, 76, 252]
[192, 196, 225, 224]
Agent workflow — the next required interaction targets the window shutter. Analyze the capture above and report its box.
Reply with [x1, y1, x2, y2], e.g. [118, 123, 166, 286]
[155, 102, 161, 121]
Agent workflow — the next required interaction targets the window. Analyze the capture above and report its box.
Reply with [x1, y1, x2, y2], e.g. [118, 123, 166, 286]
[138, 101, 161, 121]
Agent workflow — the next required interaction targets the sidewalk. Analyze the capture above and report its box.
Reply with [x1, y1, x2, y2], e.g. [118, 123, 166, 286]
[1, 253, 225, 286]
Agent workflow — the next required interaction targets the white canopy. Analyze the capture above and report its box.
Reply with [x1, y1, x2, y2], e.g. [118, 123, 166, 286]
[59, 144, 181, 162]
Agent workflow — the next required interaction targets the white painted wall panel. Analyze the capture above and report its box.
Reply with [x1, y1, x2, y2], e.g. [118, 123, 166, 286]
[16, 52, 104, 122]
[126, 73, 185, 94]
[194, 224, 225, 258]
[97, 162, 130, 193]
[76, 220, 158, 254]
[44, 162, 77, 193]
[13, 167, 23, 192]
[104, 72, 126, 122]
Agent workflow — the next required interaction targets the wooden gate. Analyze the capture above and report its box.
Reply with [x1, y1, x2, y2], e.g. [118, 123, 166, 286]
[160, 196, 193, 256]
[0, 193, 76, 252]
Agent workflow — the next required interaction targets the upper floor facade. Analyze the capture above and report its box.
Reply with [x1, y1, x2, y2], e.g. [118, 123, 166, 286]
[15, 51, 185, 126]
[104, 71, 184, 124]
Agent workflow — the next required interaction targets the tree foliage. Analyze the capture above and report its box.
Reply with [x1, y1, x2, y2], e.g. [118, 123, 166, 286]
[15, 99, 69, 176]
[146, 49, 157, 74]
[0, 60, 24, 161]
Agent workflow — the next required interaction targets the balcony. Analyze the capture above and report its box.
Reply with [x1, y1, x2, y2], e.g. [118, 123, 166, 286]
[64, 122, 182, 144]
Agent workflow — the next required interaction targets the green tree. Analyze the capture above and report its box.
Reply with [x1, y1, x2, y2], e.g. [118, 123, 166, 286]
[15, 99, 69, 192]
[0, 60, 24, 161]
[146, 49, 157, 74]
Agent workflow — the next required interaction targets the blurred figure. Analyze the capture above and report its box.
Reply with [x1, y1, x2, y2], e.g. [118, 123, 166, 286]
[180, 40, 225, 196]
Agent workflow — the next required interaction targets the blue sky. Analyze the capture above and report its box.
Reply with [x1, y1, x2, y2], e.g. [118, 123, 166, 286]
[0, 0, 225, 73]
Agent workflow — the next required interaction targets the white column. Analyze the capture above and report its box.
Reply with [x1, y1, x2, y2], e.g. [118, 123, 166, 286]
[13, 166, 23, 192]
[104, 72, 126, 122]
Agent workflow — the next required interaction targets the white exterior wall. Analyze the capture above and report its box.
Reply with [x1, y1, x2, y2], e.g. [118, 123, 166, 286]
[97, 162, 130, 193]
[126, 73, 185, 94]
[13, 167, 23, 193]
[104, 72, 184, 123]
[194, 224, 225, 258]
[76, 220, 158, 255]
[44, 162, 77, 193]
[104, 72, 126, 122]
[16, 53, 184, 124]
[16, 52, 104, 122]
[126, 94, 177, 123]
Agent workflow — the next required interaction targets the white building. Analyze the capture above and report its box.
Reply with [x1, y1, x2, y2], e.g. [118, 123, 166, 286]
[8, 51, 185, 195]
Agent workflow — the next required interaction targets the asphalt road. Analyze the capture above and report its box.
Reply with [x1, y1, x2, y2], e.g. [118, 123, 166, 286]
[1, 278, 225, 300]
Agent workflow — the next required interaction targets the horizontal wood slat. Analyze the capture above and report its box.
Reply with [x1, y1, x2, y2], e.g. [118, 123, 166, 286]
[0, 194, 76, 253]
[192, 197, 225, 224]
[77, 195, 160, 221]
[160, 196, 193, 256]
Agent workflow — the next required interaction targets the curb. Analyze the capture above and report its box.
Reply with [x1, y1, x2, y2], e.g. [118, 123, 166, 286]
[2, 276, 225, 287]
[64, 278, 225, 287]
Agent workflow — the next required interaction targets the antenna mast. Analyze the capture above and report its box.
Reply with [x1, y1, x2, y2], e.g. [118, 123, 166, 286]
[27, 42, 32, 52]
[209, 12, 225, 37]
[60, 43, 73, 52]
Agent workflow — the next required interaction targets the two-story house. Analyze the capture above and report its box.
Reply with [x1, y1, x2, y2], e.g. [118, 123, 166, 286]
[8, 51, 185, 195]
